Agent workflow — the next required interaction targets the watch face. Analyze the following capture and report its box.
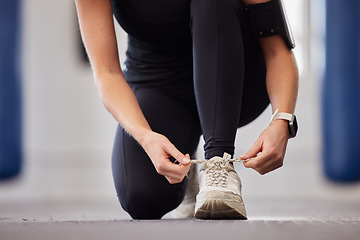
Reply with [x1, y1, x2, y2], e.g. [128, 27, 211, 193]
[289, 115, 298, 138]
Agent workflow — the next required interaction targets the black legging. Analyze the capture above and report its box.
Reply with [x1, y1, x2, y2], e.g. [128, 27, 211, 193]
[112, 0, 269, 219]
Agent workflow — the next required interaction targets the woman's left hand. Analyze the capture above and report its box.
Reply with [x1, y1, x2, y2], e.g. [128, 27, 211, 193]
[240, 120, 290, 175]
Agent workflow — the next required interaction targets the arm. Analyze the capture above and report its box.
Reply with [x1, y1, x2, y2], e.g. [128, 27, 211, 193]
[75, 0, 190, 183]
[240, 0, 299, 174]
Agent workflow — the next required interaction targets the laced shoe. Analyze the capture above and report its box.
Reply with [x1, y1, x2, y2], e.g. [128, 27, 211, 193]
[170, 164, 199, 219]
[194, 153, 247, 219]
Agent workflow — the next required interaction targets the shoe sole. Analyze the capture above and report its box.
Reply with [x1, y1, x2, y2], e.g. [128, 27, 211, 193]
[195, 190, 247, 220]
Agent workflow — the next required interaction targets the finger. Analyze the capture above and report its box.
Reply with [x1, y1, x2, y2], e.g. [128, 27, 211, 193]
[164, 143, 190, 165]
[165, 176, 183, 184]
[240, 140, 262, 161]
[243, 148, 270, 169]
[156, 160, 190, 179]
[244, 149, 282, 175]
[183, 153, 192, 166]
[163, 164, 190, 184]
[253, 150, 284, 175]
[174, 153, 191, 165]
[257, 159, 283, 175]
[163, 165, 190, 178]
[157, 165, 183, 179]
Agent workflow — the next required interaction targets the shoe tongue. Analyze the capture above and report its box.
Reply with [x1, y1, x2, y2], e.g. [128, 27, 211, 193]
[209, 156, 223, 161]
[200, 154, 233, 169]
[222, 152, 232, 160]
[203, 156, 220, 168]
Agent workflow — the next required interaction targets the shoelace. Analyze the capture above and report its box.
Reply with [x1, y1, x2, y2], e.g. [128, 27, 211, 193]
[190, 155, 252, 188]
[190, 156, 252, 164]
[204, 161, 229, 187]
[206, 169, 227, 187]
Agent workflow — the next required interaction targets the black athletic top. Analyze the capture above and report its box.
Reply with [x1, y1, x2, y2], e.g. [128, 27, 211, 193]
[111, 0, 193, 84]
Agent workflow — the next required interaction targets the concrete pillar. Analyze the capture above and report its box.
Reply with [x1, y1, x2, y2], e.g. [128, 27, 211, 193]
[0, 0, 22, 179]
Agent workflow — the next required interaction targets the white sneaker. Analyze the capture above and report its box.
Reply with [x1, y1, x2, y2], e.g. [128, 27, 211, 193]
[171, 164, 199, 219]
[194, 153, 247, 219]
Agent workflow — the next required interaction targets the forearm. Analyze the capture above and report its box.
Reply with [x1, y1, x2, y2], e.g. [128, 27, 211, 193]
[241, 37, 298, 172]
[75, 0, 152, 144]
[260, 36, 298, 114]
[95, 72, 152, 144]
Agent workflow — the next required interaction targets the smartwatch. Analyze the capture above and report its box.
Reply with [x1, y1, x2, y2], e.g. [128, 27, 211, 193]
[270, 109, 298, 138]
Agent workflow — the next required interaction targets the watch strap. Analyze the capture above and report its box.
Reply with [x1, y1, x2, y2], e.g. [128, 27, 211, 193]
[270, 109, 294, 125]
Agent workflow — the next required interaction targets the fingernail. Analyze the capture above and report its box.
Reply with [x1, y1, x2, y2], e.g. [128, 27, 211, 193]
[240, 155, 245, 159]
[182, 157, 190, 164]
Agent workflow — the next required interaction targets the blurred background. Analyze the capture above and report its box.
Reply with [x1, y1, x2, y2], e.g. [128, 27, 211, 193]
[0, 0, 359, 222]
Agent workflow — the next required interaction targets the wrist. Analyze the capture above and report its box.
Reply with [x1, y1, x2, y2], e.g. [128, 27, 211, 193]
[133, 127, 153, 146]
[270, 109, 298, 138]
[271, 119, 291, 138]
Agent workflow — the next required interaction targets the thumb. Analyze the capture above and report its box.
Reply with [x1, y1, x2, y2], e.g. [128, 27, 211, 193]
[240, 140, 262, 160]
[179, 153, 191, 165]
[164, 143, 190, 165]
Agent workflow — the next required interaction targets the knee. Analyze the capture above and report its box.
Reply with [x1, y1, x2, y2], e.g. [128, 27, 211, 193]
[118, 187, 184, 220]
[190, 0, 244, 33]
[121, 203, 163, 220]
[118, 193, 161, 219]
[191, 0, 241, 15]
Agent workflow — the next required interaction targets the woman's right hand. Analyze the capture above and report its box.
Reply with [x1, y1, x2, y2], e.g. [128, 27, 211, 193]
[140, 131, 191, 184]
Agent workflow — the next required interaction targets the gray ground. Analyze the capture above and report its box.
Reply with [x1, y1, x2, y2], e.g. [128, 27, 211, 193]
[1, 199, 360, 240]
[1, 156, 360, 240]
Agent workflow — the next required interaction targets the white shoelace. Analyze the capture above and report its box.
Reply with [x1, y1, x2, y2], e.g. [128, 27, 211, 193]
[190, 156, 252, 164]
[206, 168, 228, 187]
[204, 161, 229, 187]
[189, 155, 251, 188]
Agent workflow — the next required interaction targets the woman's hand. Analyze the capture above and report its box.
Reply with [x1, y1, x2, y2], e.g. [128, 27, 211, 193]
[240, 120, 290, 175]
[140, 131, 191, 184]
